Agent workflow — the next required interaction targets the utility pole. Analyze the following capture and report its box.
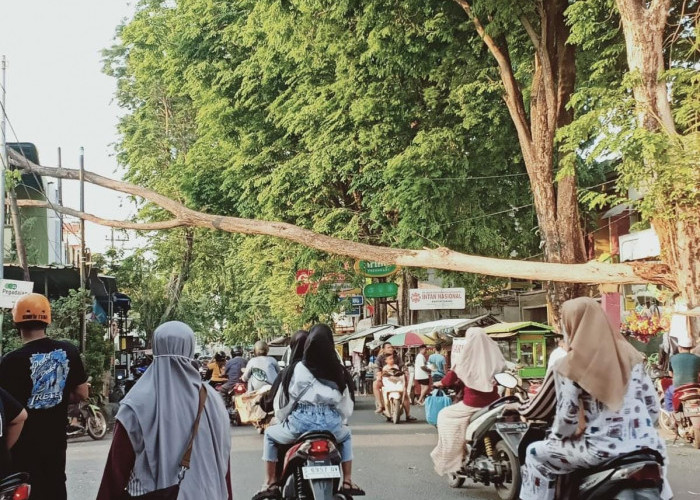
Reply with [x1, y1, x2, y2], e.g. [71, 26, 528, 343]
[0, 56, 7, 356]
[57, 148, 65, 263]
[79, 147, 87, 353]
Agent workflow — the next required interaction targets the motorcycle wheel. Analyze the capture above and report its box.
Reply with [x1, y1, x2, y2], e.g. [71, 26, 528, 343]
[87, 411, 108, 440]
[447, 473, 465, 489]
[392, 400, 401, 424]
[694, 428, 700, 449]
[494, 441, 520, 500]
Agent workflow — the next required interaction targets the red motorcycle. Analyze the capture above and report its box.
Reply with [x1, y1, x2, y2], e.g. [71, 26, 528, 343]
[672, 382, 700, 449]
[0, 473, 31, 500]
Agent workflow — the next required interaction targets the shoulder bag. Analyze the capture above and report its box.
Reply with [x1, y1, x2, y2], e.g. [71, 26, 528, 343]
[122, 385, 208, 499]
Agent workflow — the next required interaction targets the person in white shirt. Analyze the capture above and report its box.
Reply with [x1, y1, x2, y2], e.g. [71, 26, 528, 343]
[253, 324, 364, 500]
[546, 336, 567, 371]
[414, 345, 431, 404]
[242, 341, 280, 392]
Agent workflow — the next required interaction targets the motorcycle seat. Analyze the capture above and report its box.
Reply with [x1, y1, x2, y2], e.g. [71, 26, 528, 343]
[582, 448, 664, 477]
[470, 396, 520, 422]
[470, 406, 492, 422]
[296, 430, 338, 444]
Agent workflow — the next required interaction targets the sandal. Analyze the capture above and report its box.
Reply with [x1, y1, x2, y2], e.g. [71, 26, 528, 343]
[341, 481, 366, 496]
[405, 415, 417, 422]
[252, 484, 280, 500]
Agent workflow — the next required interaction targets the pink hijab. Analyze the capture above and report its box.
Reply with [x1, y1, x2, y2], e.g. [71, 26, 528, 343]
[453, 327, 506, 392]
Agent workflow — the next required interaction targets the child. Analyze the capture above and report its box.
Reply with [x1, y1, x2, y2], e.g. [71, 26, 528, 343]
[382, 355, 402, 376]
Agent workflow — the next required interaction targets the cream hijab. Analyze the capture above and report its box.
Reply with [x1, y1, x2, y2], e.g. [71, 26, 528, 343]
[453, 327, 506, 393]
[556, 297, 644, 411]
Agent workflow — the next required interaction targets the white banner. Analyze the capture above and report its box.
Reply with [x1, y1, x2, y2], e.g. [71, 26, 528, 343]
[0, 279, 35, 309]
[408, 288, 465, 310]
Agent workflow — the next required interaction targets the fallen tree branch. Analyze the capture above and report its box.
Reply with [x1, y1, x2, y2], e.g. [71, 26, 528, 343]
[9, 149, 673, 286]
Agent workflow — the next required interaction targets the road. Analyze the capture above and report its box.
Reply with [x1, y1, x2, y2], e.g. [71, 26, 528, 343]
[68, 396, 700, 499]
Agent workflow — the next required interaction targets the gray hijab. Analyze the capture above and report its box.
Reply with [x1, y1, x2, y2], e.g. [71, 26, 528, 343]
[116, 321, 230, 498]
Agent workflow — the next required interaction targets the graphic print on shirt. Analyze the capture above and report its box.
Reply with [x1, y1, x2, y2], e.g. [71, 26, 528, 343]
[28, 349, 70, 409]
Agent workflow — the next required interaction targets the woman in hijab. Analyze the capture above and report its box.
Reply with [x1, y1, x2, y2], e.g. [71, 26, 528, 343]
[97, 321, 232, 499]
[520, 297, 671, 500]
[430, 327, 506, 476]
[253, 324, 363, 499]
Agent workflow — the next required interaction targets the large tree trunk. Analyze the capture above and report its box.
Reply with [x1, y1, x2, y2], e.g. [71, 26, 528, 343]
[7, 188, 30, 281]
[616, 0, 700, 336]
[159, 227, 195, 324]
[456, 0, 587, 325]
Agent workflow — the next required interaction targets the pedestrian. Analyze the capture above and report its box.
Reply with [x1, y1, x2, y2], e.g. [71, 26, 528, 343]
[0, 293, 89, 500]
[97, 321, 232, 499]
[430, 328, 505, 476]
[520, 297, 671, 500]
[242, 341, 280, 391]
[414, 345, 430, 405]
[253, 324, 364, 499]
[427, 343, 447, 383]
[359, 356, 368, 396]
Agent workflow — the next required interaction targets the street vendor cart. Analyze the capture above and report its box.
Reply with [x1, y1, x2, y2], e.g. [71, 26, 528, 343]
[483, 322, 555, 379]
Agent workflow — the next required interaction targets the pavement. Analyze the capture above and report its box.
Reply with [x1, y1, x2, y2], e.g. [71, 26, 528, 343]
[67, 396, 700, 499]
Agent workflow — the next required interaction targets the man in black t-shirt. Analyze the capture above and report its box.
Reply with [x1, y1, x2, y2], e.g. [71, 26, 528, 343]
[0, 387, 27, 478]
[0, 294, 88, 500]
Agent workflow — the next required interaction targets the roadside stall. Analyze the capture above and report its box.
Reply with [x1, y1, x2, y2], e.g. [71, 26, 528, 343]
[483, 322, 555, 379]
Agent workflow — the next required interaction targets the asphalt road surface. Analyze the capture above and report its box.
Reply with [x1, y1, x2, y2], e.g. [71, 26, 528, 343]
[67, 396, 700, 499]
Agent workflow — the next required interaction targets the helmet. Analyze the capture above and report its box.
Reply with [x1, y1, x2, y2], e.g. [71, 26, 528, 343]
[214, 351, 226, 362]
[13, 293, 51, 325]
[254, 340, 269, 356]
[231, 346, 243, 357]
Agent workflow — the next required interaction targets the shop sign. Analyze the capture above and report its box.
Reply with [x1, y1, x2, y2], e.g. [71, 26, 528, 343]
[363, 282, 399, 299]
[354, 261, 399, 278]
[0, 279, 34, 309]
[409, 288, 465, 310]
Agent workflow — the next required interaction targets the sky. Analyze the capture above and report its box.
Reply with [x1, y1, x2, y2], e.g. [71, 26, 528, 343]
[0, 0, 138, 255]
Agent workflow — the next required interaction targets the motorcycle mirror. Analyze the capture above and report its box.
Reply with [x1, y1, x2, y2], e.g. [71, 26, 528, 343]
[494, 372, 518, 389]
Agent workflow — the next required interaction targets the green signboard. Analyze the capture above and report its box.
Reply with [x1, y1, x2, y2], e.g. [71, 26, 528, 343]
[354, 261, 399, 278]
[363, 282, 399, 299]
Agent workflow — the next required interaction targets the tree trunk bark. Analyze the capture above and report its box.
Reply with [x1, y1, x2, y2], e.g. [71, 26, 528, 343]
[159, 228, 195, 324]
[616, 0, 700, 336]
[8, 188, 30, 281]
[399, 269, 418, 326]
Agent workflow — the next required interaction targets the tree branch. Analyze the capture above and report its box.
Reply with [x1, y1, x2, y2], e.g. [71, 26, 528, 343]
[8, 148, 672, 286]
[454, 0, 533, 152]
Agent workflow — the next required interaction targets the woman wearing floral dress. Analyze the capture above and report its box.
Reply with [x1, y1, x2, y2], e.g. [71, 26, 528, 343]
[520, 297, 671, 500]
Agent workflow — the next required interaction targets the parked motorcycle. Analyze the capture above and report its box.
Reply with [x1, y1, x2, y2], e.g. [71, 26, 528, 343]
[277, 430, 352, 499]
[0, 473, 31, 500]
[671, 382, 700, 448]
[381, 370, 405, 424]
[67, 399, 108, 440]
[445, 372, 527, 500]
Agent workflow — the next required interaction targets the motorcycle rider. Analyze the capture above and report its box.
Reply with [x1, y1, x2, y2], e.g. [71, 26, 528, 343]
[665, 337, 700, 411]
[520, 297, 671, 500]
[220, 346, 247, 394]
[207, 351, 228, 388]
[373, 343, 416, 422]
[242, 341, 280, 392]
[430, 327, 505, 476]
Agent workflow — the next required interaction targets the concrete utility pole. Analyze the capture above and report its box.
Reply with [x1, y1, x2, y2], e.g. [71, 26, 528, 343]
[79, 147, 87, 353]
[0, 56, 6, 357]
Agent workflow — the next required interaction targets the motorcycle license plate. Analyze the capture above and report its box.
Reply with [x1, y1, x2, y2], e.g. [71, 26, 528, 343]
[302, 465, 341, 480]
[685, 405, 700, 415]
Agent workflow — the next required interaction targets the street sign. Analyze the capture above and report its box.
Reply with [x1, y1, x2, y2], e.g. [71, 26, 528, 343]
[363, 282, 399, 299]
[354, 261, 399, 278]
[409, 288, 466, 310]
[338, 295, 363, 316]
[0, 279, 34, 309]
[350, 295, 364, 306]
[295, 269, 314, 295]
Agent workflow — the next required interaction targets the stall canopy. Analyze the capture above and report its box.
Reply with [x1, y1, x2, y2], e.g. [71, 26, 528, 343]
[335, 324, 396, 353]
[387, 332, 435, 347]
[387, 315, 500, 339]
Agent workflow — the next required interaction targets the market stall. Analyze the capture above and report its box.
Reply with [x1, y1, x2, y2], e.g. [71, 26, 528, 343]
[483, 322, 555, 379]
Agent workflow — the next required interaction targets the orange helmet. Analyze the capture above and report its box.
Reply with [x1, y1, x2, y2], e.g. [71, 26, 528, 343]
[12, 293, 52, 325]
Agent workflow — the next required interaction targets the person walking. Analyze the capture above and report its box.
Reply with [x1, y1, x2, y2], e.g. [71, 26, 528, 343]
[0, 293, 88, 500]
[97, 321, 232, 499]
[430, 328, 505, 476]
[520, 297, 671, 500]
[254, 324, 363, 499]
[427, 344, 447, 383]
[413, 345, 430, 405]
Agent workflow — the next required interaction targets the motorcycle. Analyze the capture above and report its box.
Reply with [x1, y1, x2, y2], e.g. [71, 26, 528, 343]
[445, 372, 528, 500]
[277, 430, 352, 499]
[221, 382, 247, 425]
[671, 382, 700, 448]
[67, 399, 108, 440]
[655, 376, 675, 433]
[0, 473, 31, 500]
[381, 370, 405, 424]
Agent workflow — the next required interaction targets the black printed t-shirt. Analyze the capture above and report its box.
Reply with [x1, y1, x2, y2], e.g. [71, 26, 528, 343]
[0, 338, 87, 456]
[0, 388, 23, 478]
